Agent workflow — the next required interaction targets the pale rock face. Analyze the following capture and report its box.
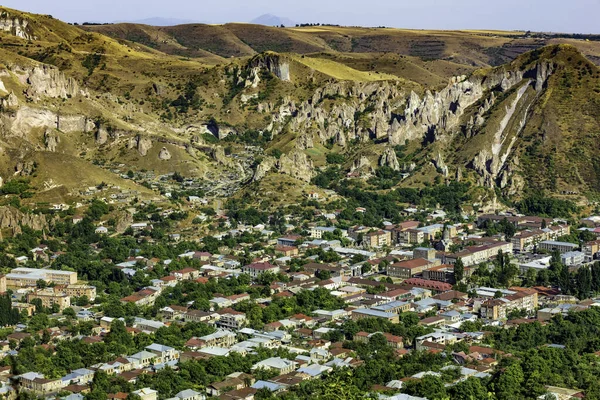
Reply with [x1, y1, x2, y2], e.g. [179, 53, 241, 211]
[96, 126, 109, 145]
[245, 67, 262, 88]
[57, 115, 94, 134]
[158, 147, 172, 160]
[128, 135, 153, 156]
[249, 54, 290, 81]
[15, 161, 35, 176]
[186, 145, 196, 157]
[0, 15, 35, 40]
[1, 91, 18, 109]
[277, 149, 314, 181]
[296, 132, 314, 150]
[252, 156, 277, 182]
[241, 93, 258, 104]
[0, 206, 49, 236]
[211, 147, 229, 165]
[379, 147, 400, 171]
[44, 129, 60, 152]
[22, 65, 79, 101]
[351, 156, 374, 176]
[433, 152, 449, 177]
[8, 106, 56, 137]
[456, 167, 463, 182]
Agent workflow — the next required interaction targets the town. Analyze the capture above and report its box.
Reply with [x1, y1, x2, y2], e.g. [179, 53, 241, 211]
[0, 185, 598, 400]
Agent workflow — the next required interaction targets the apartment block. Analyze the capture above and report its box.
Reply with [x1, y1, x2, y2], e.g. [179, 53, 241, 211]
[445, 242, 513, 266]
[64, 285, 97, 301]
[6, 268, 77, 288]
[479, 288, 538, 320]
[387, 258, 435, 279]
[27, 288, 71, 311]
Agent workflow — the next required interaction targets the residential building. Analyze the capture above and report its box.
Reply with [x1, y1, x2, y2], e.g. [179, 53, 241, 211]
[252, 357, 297, 375]
[445, 242, 513, 266]
[538, 241, 579, 254]
[363, 230, 392, 248]
[27, 288, 71, 311]
[146, 343, 179, 363]
[241, 263, 280, 279]
[479, 288, 538, 320]
[184, 310, 218, 324]
[19, 372, 62, 394]
[217, 309, 247, 330]
[561, 251, 585, 266]
[170, 268, 200, 281]
[64, 285, 97, 301]
[387, 258, 435, 279]
[188, 330, 236, 349]
[351, 308, 399, 323]
[310, 226, 346, 239]
[132, 388, 158, 400]
[422, 264, 471, 284]
[583, 240, 600, 261]
[6, 268, 77, 288]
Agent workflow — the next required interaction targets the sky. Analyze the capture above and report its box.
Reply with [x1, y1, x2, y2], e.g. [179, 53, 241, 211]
[3, 0, 598, 33]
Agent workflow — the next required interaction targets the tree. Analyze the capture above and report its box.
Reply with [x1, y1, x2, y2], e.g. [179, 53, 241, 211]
[495, 363, 524, 400]
[576, 266, 592, 299]
[454, 258, 465, 282]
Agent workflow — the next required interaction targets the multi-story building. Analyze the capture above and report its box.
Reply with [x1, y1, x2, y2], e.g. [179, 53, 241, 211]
[12, 302, 35, 316]
[445, 242, 513, 266]
[217, 308, 247, 330]
[27, 288, 70, 311]
[390, 221, 420, 244]
[583, 240, 600, 262]
[6, 268, 77, 288]
[402, 229, 426, 245]
[511, 225, 571, 252]
[19, 372, 63, 394]
[422, 264, 473, 284]
[538, 241, 579, 254]
[363, 230, 392, 248]
[351, 308, 400, 323]
[170, 268, 200, 281]
[479, 288, 538, 320]
[561, 251, 585, 266]
[191, 329, 236, 348]
[309, 226, 347, 239]
[417, 224, 445, 241]
[387, 258, 435, 279]
[353, 331, 404, 349]
[64, 285, 97, 301]
[241, 262, 280, 279]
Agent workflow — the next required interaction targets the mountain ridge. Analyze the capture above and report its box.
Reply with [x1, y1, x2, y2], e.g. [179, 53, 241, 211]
[0, 5, 597, 210]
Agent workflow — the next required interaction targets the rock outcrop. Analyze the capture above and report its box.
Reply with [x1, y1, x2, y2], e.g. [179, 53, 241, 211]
[0, 206, 49, 236]
[252, 149, 314, 182]
[158, 147, 171, 160]
[249, 53, 290, 81]
[44, 129, 60, 152]
[15, 161, 35, 176]
[129, 135, 153, 156]
[0, 14, 35, 40]
[379, 147, 400, 171]
[252, 156, 277, 182]
[277, 149, 314, 182]
[19, 65, 79, 101]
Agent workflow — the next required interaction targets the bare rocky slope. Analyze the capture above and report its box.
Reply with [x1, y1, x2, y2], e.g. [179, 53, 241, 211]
[0, 6, 598, 207]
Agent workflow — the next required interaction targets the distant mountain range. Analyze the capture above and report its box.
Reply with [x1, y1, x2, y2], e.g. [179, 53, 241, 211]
[250, 14, 297, 27]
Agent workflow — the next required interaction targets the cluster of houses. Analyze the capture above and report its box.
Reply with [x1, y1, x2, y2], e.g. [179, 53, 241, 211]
[7, 202, 600, 399]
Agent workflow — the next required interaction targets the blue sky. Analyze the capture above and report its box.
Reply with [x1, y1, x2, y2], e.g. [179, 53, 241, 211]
[4, 0, 597, 33]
